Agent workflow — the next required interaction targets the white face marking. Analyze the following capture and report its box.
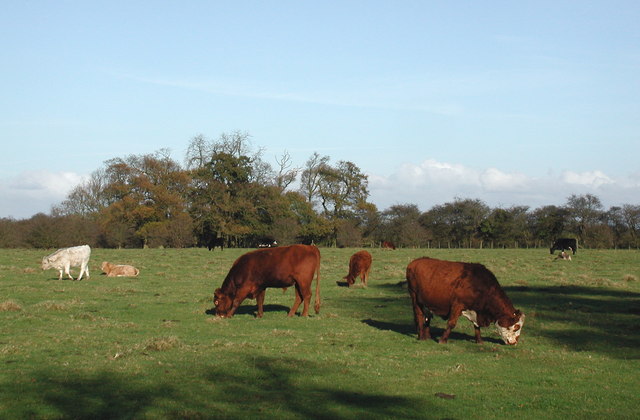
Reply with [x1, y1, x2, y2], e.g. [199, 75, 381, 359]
[462, 310, 480, 327]
[495, 313, 525, 345]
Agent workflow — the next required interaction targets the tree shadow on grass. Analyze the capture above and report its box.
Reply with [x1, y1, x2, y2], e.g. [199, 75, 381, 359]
[2, 357, 435, 419]
[504, 285, 640, 358]
[3, 370, 176, 419]
[200, 355, 433, 419]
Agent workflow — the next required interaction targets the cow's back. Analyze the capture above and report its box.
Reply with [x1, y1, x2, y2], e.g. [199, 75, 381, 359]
[45, 245, 90, 266]
[406, 257, 498, 315]
[349, 250, 372, 276]
[225, 244, 319, 289]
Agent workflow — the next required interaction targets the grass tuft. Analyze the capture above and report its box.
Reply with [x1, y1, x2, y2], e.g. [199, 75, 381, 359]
[143, 336, 181, 352]
[0, 300, 22, 311]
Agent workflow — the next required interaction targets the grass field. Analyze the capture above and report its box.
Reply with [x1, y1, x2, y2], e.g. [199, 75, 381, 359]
[1, 247, 639, 419]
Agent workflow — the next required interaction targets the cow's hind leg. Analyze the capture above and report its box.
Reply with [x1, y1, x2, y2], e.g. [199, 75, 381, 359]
[409, 291, 431, 340]
[78, 263, 88, 281]
[439, 304, 463, 344]
[288, 285, 303, 317]
[289, 280, 312, 317]
[361, 268, 369, 287]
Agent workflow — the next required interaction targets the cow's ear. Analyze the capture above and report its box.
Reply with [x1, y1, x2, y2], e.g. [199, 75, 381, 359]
[214, 288, 222, 297]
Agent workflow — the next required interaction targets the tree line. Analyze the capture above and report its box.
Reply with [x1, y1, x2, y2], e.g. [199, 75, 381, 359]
[1, 132, 639, 250]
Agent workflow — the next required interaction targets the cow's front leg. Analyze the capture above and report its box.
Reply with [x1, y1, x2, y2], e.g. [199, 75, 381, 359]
[473, 326, 484, 344]
[64, 264, 74, 281]
[256, 290, 266, 318]
[228, 290, 249, 317]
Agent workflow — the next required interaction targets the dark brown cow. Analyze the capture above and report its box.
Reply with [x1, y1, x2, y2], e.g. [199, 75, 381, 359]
[343, 250, 372, 287]
[213, 244, 321, 318]
[381, 241, 396, 250]
[405, 257, 525, 345]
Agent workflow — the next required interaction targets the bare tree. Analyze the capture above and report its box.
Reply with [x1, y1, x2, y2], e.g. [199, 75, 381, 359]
[52, 169, 109, 217]
[275, 150, 299, 191]
[299, 152, 330, 204]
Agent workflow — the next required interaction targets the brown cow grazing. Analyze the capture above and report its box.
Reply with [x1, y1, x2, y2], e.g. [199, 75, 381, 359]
[381, 241, 396, 250]
[405, 257, 525, 345]
[343, 250, 372, 287]
[101, 261, 140, 277]
[213, 244, 321, 318]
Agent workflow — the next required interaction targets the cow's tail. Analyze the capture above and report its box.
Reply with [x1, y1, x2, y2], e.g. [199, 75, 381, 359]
[314, 259, 321, 314]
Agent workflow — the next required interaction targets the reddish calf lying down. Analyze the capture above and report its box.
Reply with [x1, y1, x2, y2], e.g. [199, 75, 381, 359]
[343, 250, 372, 287]
[101, 261, 140, 277]
[406, 257, 525, 345]
[214, 244, 321, 318]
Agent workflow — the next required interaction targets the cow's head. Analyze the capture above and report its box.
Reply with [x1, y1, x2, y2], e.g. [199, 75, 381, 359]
[495, 310, 525, 345]
[41, 257, 52, 270]
[213, 288, 233, 318]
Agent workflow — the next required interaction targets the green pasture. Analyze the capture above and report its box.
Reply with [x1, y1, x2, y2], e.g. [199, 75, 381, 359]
[1, 247, 639, 419]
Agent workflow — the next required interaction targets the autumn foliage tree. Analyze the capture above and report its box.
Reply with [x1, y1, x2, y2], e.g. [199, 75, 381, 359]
[6, 131, 640, 249]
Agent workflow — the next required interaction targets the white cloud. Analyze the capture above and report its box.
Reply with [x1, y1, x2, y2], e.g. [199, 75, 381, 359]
[561, 170, 614, 187]
[368, 158, 640, 211]
[0, 171, 87, 219]
[479, 168, 529, 192]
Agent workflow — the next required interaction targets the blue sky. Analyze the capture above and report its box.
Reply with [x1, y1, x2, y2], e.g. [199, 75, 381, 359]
[2, 1, 639, 219]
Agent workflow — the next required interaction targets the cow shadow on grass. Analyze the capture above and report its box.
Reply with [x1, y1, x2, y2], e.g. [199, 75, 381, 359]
[205, 304, 291, 317]
[504, 285, 640, 358]
[359, 282, 640, 354]
[361, 318, 503, 345]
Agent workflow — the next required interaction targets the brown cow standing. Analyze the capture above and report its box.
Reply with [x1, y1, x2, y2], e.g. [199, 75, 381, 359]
[343, 250, 372, 287]
[213, 244, 321, 318]
[405, 257, 525, 345]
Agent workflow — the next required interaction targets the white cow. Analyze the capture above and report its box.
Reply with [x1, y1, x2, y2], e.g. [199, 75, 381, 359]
[41, 245, 91, 281]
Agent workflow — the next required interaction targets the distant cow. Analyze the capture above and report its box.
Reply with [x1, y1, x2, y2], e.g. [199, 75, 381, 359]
[101, 261, 140, 277]
[207, 237, 225, 251]
[405, 257, 525, 345]
[258, 239, 278, 248]
[41, 245, 91, 281]
[550, 238, 577, 255]
[213, 244, 321, 318]
[343, 250, 372, 287]
[381, 241, 396, 250]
